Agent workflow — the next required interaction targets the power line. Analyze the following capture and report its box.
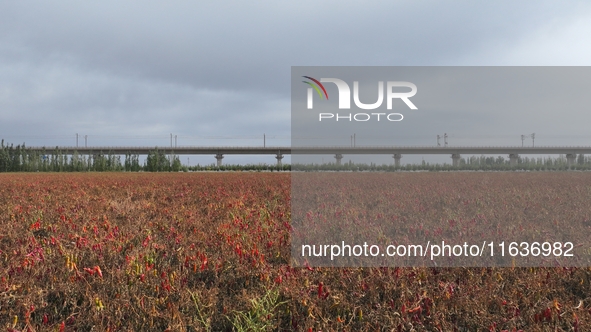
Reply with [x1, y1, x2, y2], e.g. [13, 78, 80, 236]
[3, 133, 591, 142]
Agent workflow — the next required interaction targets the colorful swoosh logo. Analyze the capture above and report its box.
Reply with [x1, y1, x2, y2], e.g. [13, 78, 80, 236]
[302, 76, 328, 99]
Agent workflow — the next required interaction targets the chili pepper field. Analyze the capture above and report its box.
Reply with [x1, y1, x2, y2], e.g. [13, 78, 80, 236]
[1, 172, 591, 331]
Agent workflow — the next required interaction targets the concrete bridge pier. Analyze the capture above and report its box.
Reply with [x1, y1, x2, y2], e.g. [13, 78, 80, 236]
[451, 154, 461, 167]
[215, 153, 224, 167]
[566, 154, 576, 168]
[509, 154, 519, 167]
[276, 153, 284, 167]
[393, 153, 402, 167]
[334, 154, 343, 166]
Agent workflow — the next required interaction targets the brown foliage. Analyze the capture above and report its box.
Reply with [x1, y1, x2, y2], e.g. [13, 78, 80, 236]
[0, 173, 590, 331]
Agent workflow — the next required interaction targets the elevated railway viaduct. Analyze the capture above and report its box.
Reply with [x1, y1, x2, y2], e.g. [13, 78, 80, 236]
[23, 146, 591, 167]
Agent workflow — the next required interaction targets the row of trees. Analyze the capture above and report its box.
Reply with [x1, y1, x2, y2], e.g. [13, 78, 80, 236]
[294, 154, 591, 172]
[462, 154, 588, 167]
[187, 164, 290, 172]
[294, 163, 591, 172]
[0, 140, 136, 172]
[0, 141, 288, 172]
[144, 149, 182, 172]
[3, 140, 591, 172]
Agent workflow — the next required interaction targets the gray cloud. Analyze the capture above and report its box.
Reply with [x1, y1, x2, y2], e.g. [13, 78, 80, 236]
[1, 1, 591, 164]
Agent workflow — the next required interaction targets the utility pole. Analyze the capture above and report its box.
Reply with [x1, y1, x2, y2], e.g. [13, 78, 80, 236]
[444, 133, 448, 147]
[531, 133, 535, 147]
[175, 135, 177, 148]
[76, 133, 79, 148]
[521, 135, 525, 147]
[437, 135, 441, 147]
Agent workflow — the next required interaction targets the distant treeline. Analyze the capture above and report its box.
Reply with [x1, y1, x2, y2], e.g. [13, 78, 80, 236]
[294, 154, 591, 171]
[2, 140, 591, 172]
[0, 140, 142, 172]
[0, 140, 289, 172]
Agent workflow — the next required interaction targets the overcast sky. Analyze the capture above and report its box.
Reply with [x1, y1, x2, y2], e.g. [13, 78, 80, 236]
[1, 1, 591, 165]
